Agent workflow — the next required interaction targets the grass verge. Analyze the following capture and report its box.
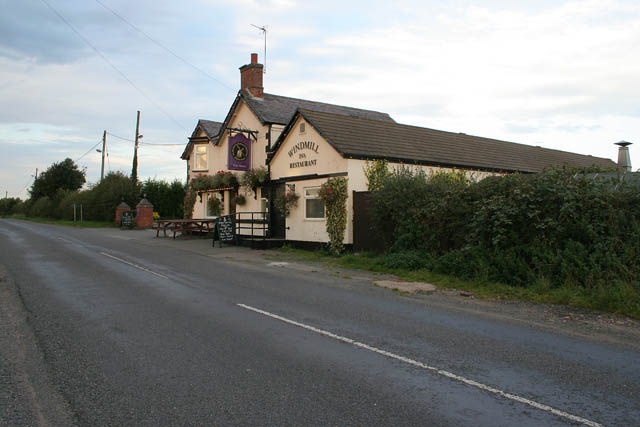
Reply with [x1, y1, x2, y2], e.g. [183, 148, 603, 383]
[4, 215, 115, 228]
[270, 246, 640, 319]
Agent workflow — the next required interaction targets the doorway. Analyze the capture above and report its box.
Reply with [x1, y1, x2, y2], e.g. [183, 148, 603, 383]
[269, 184, 286, 239]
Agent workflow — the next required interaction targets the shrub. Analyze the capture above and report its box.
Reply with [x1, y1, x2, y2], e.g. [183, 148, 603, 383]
[29, 197, 55, 218]
[142, 178, 185, 219]
[368, 165, 640, 302]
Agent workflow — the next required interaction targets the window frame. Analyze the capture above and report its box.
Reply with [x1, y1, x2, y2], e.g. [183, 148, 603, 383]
[193, 144, 208, 171]
[304, 186, 324, 220]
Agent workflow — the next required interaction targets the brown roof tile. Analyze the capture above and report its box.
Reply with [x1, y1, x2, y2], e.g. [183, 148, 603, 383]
[287, 109, 618, 173]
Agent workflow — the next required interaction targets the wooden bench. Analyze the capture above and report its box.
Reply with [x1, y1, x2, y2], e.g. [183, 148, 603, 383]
[153, 219, 216, 239]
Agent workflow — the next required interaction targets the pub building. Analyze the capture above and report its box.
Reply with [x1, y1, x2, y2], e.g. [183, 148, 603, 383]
[181, 53, 622, 249]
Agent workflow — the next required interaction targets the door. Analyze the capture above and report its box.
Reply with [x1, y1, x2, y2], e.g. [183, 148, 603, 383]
[269, 184, 286, 239]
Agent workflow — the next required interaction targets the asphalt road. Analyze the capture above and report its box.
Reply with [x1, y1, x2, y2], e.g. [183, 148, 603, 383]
[1, 219, 638, 426]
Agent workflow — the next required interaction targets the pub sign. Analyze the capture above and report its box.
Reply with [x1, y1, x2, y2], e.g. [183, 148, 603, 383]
[228, 133, 251, 171]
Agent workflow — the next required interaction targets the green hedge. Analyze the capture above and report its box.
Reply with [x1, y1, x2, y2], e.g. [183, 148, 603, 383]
[371, 166, 640, 313]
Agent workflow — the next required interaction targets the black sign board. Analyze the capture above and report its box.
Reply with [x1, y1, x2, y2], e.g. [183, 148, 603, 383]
[121, 211, 134, 227]
[213, 215, 235, 247]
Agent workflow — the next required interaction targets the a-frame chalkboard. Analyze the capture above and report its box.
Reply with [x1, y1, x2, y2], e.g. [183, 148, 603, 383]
[213, 214, 236, 248]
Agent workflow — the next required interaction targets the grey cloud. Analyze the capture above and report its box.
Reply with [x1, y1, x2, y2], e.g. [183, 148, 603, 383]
[1, 1, 89, 63]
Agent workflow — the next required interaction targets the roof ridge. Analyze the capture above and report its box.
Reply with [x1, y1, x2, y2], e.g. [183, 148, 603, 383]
[263, 92, 392, 116]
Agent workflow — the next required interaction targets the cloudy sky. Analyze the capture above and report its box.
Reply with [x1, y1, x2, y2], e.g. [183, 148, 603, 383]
[2, 0, 639, 199]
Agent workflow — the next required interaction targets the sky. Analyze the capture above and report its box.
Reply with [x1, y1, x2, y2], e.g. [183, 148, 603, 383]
[2, 0, 639, 199]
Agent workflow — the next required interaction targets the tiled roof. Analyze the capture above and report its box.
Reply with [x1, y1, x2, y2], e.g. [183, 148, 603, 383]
[197, 120, 223, 139]
[242, 91, 395, 125]
[283, 109, 618, 173]
[181, 120, 223, 159]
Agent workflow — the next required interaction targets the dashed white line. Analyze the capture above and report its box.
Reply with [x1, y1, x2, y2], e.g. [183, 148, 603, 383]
[100, 252, 168, 279]
[237, 303, 602, 427]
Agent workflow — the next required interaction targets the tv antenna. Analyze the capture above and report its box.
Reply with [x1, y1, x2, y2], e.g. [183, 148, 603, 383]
[251, 24, 267, 73]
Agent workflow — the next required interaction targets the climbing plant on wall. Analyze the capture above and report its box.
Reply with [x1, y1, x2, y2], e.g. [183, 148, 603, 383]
[183, 173, 238, 218]
[363, 159, 389, 191]
[319, 177, 348, 254]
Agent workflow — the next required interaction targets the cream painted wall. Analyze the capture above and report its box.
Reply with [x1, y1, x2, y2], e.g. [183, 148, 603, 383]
[284, 177, 331, 243]
[186, 100, 270, 217]
[270, 117, 347, 180]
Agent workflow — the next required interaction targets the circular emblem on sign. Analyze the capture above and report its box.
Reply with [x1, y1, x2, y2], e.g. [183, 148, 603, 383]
[232, 142, 248, 161]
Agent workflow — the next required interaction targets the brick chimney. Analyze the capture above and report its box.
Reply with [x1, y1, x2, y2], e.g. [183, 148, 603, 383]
[615, 141, 632, 172]
[239, 53, 264, 98]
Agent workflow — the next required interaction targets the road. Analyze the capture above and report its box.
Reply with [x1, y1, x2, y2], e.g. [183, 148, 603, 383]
[0, 219, 638, 426]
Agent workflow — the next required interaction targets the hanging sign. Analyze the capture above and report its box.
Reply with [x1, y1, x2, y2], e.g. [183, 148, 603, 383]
[228, 133, 251, 170]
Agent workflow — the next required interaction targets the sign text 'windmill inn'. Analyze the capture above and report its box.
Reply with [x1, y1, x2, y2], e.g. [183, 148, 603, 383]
[181, 53, 630, 249]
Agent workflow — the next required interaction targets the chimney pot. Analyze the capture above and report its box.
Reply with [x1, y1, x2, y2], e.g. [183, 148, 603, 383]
[251, 53, 258, 64]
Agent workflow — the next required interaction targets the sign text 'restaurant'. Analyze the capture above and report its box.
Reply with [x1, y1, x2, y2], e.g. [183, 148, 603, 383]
[290, 159, 317, 168]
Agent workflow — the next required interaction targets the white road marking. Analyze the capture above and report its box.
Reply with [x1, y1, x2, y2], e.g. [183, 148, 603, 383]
[237, 303, 602, 427]
[100, 252, 168, 279]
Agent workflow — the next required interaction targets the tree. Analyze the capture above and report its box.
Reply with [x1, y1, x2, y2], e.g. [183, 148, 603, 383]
[141, 178, 185, 219]
[30, 158, 86, 200]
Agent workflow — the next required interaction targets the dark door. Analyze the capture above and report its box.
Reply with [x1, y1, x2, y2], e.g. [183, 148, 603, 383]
[270, 184, 286, 238]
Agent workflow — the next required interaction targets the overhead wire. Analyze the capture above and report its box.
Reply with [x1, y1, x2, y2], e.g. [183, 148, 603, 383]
[76, 140, 104, 162]
[106, 132, 135, 143]
[39, 0, 188, 131]
[107, 131, 183, 146]
[94, 0, 236, 93]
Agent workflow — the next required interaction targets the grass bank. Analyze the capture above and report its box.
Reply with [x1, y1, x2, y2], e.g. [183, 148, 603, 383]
[271, 246, 640, 319]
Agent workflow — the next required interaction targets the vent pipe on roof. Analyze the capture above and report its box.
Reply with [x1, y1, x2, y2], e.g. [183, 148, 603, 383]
[615, 141, 632, 172]
[239, 53, 264, 98]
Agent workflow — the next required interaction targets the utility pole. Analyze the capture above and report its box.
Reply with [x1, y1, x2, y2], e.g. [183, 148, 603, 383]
[35, 168, 38, 180]
[131, 110, 141, 182]
[100, 130, 106, 182]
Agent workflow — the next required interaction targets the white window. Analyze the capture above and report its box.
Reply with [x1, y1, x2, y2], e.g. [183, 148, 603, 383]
[304, 187, 324, 220]
[194, 145, 208, 171]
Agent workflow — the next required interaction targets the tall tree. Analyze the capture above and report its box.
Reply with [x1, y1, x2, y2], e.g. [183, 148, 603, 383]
[30, 158, 86, 200]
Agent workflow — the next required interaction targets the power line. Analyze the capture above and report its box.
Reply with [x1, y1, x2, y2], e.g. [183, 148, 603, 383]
[95, 0, 236, 93]
[39, 0, 187, 131]
[107, 132, 183, 146]
[76, 140, 103, 162]
[139, 142, 184, 146]
[106, 132, 135, 143]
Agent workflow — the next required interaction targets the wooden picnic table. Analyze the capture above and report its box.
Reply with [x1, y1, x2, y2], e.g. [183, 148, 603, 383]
[153, 218, 217, 239]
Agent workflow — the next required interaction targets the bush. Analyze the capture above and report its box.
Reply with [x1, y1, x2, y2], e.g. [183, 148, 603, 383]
[383, 251, 433, 270]
[0, 198, 22, 216]
[29, 197, 55, 218]
[369, 166, 640, 302]
[142, 178, 185, 219]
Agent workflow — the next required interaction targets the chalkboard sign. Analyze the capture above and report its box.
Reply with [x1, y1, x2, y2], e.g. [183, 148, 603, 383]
[121, 211, 134, 227]
[217, 215, 235, 243]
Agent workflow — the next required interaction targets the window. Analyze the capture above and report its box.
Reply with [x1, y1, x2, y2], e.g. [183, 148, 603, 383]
[194, 145, 208, 170]
[304, 187, 324, 219]
[299, 122, 306, 134]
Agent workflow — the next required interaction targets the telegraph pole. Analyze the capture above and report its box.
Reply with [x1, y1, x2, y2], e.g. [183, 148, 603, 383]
[100, 130, 106, 182]
[131, 110, 141, 182]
